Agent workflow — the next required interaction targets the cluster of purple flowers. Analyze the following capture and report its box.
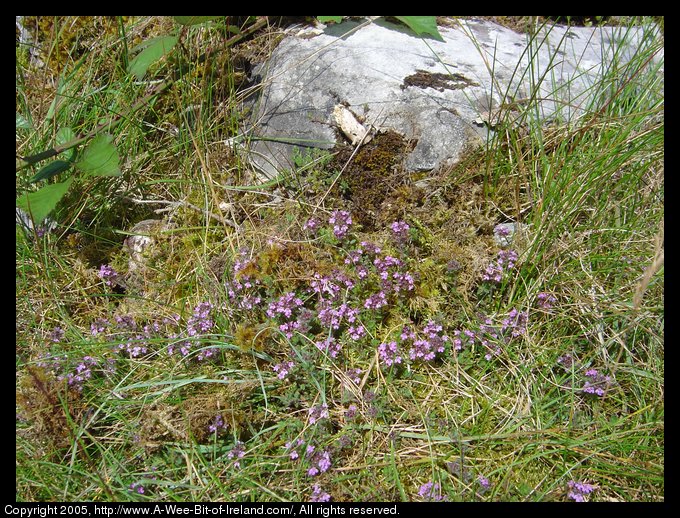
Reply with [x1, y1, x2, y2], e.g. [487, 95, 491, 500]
[390, 220, 410, 245]
[556, 355, 612, 398]
[98, 264, 120, 286]
[267, 292, 306, 339]
[129, 482, 145, 495]
[537, 292, 557, 311]
[582, 369, 611, 397]
[303, 217, 321, 233]
[481, 249, 519, 283]
[272, 360, 296, 380]
[315, 336, 342, 358]
[227, 441, 246, 469]
[167, 302, 216, 359]
[59, 355, 114, 392]
[452, 329, 476, 351]
[308, 404, 330, 424]
[329, 210, 352, 239]
[226, 253, 263, 310]
[378, 341, 402, 367]
[407, 321, 450, 362]
[284, 439, 332, 477]
[567, 480, 596, 502]
[208, 414, 229, 435]
[477, 475, 492, 494]
[418, 481, 445, 501]
[310, 484, 331, 502]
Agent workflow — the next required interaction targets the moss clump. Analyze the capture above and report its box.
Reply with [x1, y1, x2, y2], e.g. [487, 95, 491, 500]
[332, 130, 413, 230]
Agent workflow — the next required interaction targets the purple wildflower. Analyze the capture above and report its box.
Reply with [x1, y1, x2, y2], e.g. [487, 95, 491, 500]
[482, 249, 518, 283]
[329, 210, 352, 239]
[582, 369, 611, 397]
[537, 292, 557, 311]
[346, 368, 362, 384]
[310, 484, 331, 502]
[477, 475, 491, 494]
[303, 218, 320, 233]
[49, 327, 65, 343]
[364, 291, 388, 310]
[90, 318, 109, 336]
[272, 360, 296, 380]
[378, 341, 402, 367]
[308, 404, 330, 424]
[208, 415, 225, 434]
[227, 441, 246, 469]
[390, 221, 410, 245]
[418, 481, 445, 501]
[267, 292, 303, 319]
[567, 480, 597, 502]
[129, 482, 145, 495]
[98, 264, 119, 286]
[315, 336, 342, 358]
[345, 404, 358, 419]
[452, 329, 475, 351]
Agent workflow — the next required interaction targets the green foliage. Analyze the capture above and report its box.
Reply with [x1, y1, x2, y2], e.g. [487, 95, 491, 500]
[173, 16, 222, 26]
[394, 16, 444, 41]
[76, 134, 121, 177]
[128, 35, 178, 80]
[317, 16, 343, 24]
[16, 177, 73, 225]
[30, 160, 72, 183]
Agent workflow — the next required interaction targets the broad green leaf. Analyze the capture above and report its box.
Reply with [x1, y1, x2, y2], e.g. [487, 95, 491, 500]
[76, 134, 121, 177]
[173, 16, 222, 26]
[128, 35, 178, 80]
[16, 113, 32, 130]
[56, 127, 76, 160]
[394, 16, 444, 41]
[317, 16, 343, 24]
[17, 177, 73, 225]
[30, 160, 72, 183]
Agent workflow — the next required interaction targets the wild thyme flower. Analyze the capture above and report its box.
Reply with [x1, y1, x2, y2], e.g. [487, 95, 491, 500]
[346, 368, 362, 384]
[115, 314, 137, 331]
[345, 404, 358, 419]
[115, 336, 148, 358]
[477, 475, 492, 494]
[378, 341, 402, 367]
[310, 484, 331, 502]
[390, 220, 410, 244]
[418, 482, 445, 501]
[407, 321, 449, 362]
[347, 324, 366, 340]
[329, 210, 352, 239]
[315, 336, 342, 358]
[500, 308, 528, 338]
[208, 414, 228, 434]
[61, 356, 100, 392]
[227, 441, 246, 469]
[537, 292, 557, 311]
[129, 482, 145, 495]
[187, 302, 214, 336]
[285, 439, 305, 460]
[311, 273, 342, 300]
[98, 264, 120, 286]
[452, 329, 475, 351]
[364, 291, 388, 310]
[567, 480, 596, 502]
[90, 318, 109, 336]
[582, 369, 611, 397]
[308, 404, 330, 424]
[303, 217, 320, 233]
[267, 291, 303, 318]
[481, 249, 518, 283]
[272, 360, 296, 380]
[307, 449, 332, 477]
[49, 326, 64, 343]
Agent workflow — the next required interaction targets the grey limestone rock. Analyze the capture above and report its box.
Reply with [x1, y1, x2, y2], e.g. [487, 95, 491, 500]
[239, 18, 662, 182]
